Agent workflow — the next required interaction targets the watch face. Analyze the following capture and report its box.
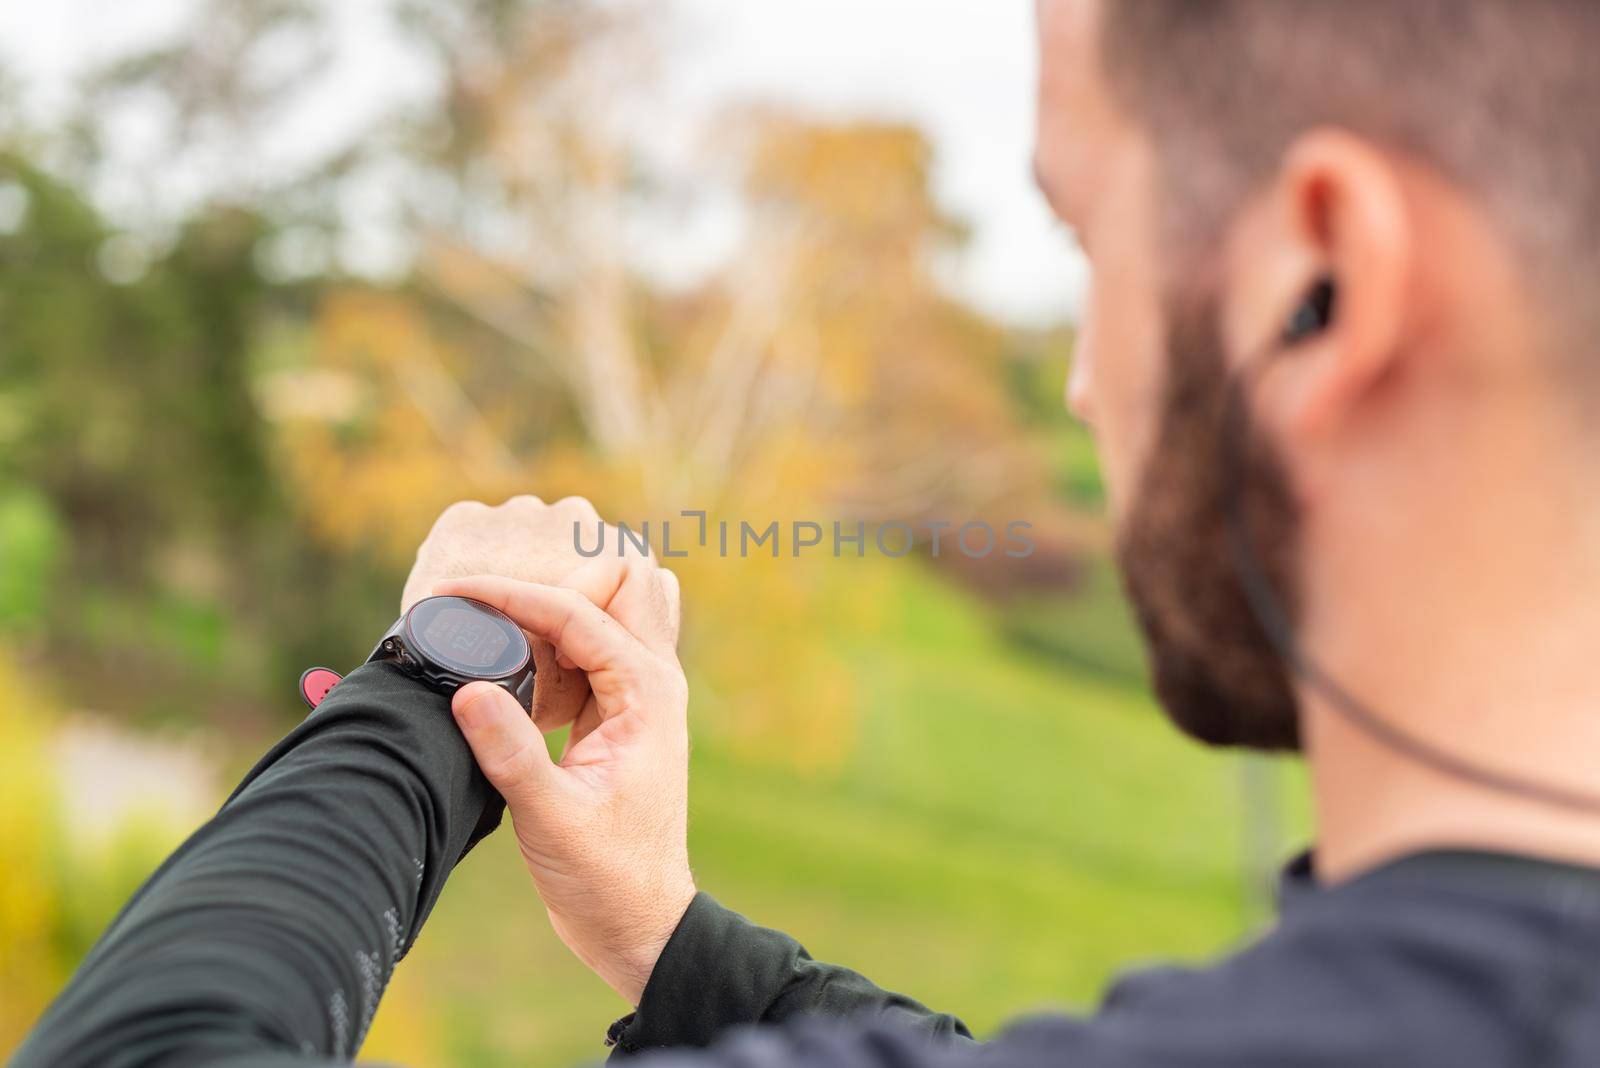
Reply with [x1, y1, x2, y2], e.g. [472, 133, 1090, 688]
[404, 596, 530, 679]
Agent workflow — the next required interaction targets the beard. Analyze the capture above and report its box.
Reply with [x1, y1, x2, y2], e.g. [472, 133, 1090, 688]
[1113, 287, 1304, 751]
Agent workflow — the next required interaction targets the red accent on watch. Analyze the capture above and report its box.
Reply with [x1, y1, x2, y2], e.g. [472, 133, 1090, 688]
[299, 667, 344, 711]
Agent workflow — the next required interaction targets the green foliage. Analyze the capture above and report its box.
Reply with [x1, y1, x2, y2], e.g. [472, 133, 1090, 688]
[0, 157, 279, 655]
[0, 482, 63, 630]
[1055, 423, 1107, 510]
[0, 161, 279, 570]
[0, 159, 399, 720]
[1003, 330, 1105, 509]
[1002, 558, 1147, 684]
[75, 587, 231, 673]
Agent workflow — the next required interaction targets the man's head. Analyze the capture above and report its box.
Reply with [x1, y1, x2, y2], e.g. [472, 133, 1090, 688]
[1035, 0, 1600, 750]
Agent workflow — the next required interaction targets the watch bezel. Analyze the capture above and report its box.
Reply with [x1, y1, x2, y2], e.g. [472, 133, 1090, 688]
[400, 595, 532, 681]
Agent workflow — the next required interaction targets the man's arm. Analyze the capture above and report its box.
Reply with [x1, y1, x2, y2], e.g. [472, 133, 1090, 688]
[602, 881, 1491, 1068]
[12, 662, 502, 1068]
[608, 893, 973, 1057]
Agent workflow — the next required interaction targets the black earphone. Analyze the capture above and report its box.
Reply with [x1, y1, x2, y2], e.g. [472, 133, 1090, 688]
[1280, 277, 1337, 347]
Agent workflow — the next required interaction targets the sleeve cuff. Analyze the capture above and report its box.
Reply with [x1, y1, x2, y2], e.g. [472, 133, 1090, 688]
[606, 892, 797, 1057]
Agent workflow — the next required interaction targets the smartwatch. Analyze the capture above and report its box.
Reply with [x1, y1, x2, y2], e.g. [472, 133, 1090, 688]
[299, 595, 536, 712]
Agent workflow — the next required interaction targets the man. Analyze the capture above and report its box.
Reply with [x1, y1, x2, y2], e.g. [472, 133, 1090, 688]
[17, 0, 1600, 1064]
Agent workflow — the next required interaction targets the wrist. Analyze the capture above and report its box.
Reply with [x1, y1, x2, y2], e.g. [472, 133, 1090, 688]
[614, 877, 698, 1006]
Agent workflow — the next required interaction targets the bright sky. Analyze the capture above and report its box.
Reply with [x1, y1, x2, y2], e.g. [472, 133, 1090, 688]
[0, 0, 1087, 327]
[669, 0, 1088, 325]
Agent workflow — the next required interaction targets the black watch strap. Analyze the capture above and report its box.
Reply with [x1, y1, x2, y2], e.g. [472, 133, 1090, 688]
[301, 597, 535, 713]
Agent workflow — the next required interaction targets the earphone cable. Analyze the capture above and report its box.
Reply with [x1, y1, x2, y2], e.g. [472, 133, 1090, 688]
[1222, 351, 1600, 817]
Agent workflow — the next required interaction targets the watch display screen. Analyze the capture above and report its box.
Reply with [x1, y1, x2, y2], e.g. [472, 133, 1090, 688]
[405, 596, 530, 678]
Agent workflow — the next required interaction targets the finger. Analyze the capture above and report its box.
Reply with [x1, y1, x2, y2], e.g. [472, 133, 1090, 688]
[562, 555, 677, 658]
[452, 682, 555, 809]
[657, 568, 682, 649]
[544, 561, 616, 669]
[436, 575, 647, 676]
[561, 554, 630, 614]
[562, 693, 603, 761]
[528, 640, 587, 733]
[428, 578, 591, 723]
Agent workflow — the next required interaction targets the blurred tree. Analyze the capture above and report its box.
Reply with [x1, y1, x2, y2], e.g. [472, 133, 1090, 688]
[66, 0, 332, 228]
[0, 0, 1101, 757]
[273, 288, 532, 560]
[0, 154, 407, 714]
[0, 161, 274, 580]
[229, 0, 1091, 772]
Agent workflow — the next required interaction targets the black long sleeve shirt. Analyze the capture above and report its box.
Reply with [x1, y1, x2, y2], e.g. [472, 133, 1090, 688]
[612, 851, 1600, 1066]
[12, 662, 504, 1068]
[18, 665, 1600, 1066]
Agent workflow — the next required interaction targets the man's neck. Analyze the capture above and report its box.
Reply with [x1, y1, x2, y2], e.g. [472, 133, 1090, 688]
[1306, 694, 1600, 885]
[1296, 372, 1600, 885]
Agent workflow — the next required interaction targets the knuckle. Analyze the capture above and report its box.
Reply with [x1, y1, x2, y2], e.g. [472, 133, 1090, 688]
[624, 542, 660, 572]
[660, 664, 689, 705]
[612, 678, 647, 716]
[554, 495, 600, 519]
[553, 586, 589, 612]
[607, 711, 648, 748]
[547, 588, 587, 645]
[504, 494, 546, 511]
[440, 499, 489, 523]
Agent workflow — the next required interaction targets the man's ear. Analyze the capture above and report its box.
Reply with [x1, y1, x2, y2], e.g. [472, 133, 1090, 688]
[1232, 128, 1415, 442]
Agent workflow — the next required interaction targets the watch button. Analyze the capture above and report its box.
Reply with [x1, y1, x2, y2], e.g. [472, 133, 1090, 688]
[299, 667, 344, 711]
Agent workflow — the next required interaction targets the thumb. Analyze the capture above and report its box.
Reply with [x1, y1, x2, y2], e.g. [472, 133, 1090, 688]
[452, 682, 556, 808]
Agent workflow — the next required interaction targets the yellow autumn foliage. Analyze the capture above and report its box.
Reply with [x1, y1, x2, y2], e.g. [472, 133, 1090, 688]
[0, 653, 63, 1048]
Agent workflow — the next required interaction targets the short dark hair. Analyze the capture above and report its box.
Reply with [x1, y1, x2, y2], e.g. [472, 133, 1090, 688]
[1101, 0, 1600, 322]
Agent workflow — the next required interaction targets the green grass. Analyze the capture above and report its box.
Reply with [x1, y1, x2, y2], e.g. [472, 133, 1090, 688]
[399, 563, 1306, 1066]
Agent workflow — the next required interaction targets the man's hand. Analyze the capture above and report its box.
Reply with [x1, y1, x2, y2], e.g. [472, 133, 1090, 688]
[402, 496, 609, 612]
[404, 496, 655, 733]
[435, 572, 694, 1006]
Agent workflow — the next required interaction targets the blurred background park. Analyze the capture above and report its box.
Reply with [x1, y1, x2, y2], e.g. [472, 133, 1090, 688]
[0, 0, 1304, 1063]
